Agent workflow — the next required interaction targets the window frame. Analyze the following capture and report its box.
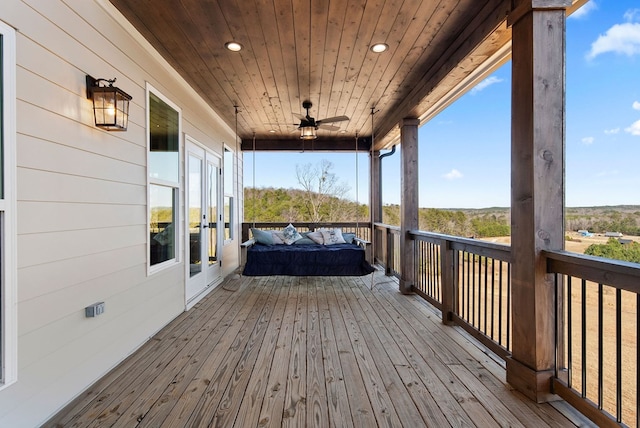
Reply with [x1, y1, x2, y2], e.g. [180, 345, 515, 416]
[146, 83, 182, 274]
[223, 145, 234, 244]
[0, 20, 17, 390]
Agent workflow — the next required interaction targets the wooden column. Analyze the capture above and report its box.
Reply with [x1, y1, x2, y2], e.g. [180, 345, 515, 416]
[400, 118, 419, 294]
[507, 0, 569, 403]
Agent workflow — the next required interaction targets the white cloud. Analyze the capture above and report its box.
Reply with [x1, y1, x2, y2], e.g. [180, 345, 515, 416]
[570, 1, 597, 20]
[470, 76, 503, 95]
[443, 169, 463, 180]
[633, 101, 640, 110]
[582, 136, 595, 144]
[624, 9, 640, 23]
[625, 119, 640, 135]
[604, 128, 620, 134]
[586, 23, 640, 59]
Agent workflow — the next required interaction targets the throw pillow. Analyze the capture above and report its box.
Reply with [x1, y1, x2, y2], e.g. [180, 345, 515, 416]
[321, 228, 346, 245]
[343, 232, 356, 244]
[271, 231, 285, 245]
[306, 231, 325, 244]
[251, 228, 273, 245]
[282, 223, 303, 245]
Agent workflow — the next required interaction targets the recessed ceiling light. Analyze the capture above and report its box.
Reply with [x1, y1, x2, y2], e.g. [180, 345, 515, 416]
[371, 43, 388, 53]
[269, 129, 276, 133]
[225, 41, 243, 52]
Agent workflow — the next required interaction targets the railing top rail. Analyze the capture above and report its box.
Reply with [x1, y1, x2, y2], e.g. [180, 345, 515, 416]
[543, 249, 640, 293]
[410, 230, 512, 262]
[373, 222, 401, 232]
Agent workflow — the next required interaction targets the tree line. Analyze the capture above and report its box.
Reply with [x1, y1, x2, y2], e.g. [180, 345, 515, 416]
[244, 187, 511, 238]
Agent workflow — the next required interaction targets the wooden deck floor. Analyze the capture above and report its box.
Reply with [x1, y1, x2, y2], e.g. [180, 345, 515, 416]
[45, 272, 591, 427]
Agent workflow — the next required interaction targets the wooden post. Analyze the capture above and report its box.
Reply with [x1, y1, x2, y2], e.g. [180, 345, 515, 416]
[370, 150, 381, 264]
[400, 118, 419, 294]
[440, 239, 456, 325]
[507, 0, 570, 403]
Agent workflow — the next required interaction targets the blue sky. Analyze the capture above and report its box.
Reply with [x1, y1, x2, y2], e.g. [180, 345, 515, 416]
[244, 1, 640, 209]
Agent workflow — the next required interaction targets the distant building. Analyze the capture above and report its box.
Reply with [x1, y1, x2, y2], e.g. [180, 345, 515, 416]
[605, 232, 623, 237]
[619, 239, 634, 245]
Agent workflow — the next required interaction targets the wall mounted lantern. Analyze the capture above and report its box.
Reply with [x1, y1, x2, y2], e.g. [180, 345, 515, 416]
[300, 125, 317, 140]
[86, 75, 132, 131]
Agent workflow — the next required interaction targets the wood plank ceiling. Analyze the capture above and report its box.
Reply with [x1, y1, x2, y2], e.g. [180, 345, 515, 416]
[108, 0, 517, 151]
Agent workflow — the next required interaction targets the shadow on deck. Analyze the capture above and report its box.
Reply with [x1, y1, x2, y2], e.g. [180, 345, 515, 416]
[45, 270, 594, 427]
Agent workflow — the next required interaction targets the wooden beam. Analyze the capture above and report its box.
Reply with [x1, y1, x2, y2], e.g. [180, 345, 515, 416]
[399, 118, 419, 295]
[240, 137, 371, 152]
[507, 3, 567, 403]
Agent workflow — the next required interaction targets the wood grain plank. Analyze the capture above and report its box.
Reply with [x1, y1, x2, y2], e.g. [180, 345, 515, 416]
[181, 277, 277, 427]
[316, 276, 355, 428]
[306, 277, 329, 428]
[257, 276, 299, 427]
[109, 278, 269, 427]
[382, 278, 564, 427]
[333, 276, 404, 427]
[373, 282, 562, 427]
[324, 277, 378, 427]
[133, 277, 271, 427]
[231, 276, 291, 427]
[282, 277, 308, 426]
[344, 276, 434, 427]
[207, 277, 283, 427]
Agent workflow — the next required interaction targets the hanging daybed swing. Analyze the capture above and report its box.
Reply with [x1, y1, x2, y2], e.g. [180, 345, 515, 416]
[240, 107, 377, 277]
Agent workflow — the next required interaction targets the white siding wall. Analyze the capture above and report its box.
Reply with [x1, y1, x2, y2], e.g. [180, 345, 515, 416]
[0, 0, 239, 425]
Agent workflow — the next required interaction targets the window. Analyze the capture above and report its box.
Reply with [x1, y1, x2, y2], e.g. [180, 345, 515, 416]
[223, 147, 234, 242]
[148, 86, 181, 269]
[0, 20, 17, 389]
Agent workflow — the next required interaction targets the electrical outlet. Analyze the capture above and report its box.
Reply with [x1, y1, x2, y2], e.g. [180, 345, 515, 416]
[85, 302, 105, 318]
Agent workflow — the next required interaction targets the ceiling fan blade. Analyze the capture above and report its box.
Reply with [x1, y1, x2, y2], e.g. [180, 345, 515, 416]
[317, 115, 349, 124]
[293, 113, 306, 121]
[318, 124, 341, 131]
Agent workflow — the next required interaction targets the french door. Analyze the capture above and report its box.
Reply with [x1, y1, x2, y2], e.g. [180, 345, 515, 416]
[185, 138, 222, 306]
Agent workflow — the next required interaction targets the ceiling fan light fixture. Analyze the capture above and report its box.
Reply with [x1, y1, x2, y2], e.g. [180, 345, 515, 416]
[371, 43, 388, 53]
[225, 41, 243, 52]
[300, 126, 317, 140]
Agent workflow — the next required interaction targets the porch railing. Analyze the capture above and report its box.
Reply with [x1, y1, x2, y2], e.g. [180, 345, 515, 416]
[373, 223, 400, 277]
[544, 249, 640, 427]
[410, 230, 513, 359]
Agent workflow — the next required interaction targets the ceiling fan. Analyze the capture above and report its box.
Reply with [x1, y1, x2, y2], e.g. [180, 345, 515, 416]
[294, 100, 349, 140]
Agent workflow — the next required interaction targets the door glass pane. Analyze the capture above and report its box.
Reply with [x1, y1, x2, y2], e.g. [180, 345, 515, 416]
[208, 162, 218, 265]
[188, 155, 202, 276]
[149, 185, 176, 265]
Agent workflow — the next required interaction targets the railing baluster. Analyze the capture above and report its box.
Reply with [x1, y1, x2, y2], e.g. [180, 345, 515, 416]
[617, 288, 622, 423]
[483, 256, 488, 335]
[507, 263, 511, 351]
[582, 278, 587, 398]
[490, 258, 495, 341]
[568, 275, 573, 389]
[598, 282, 603, 410]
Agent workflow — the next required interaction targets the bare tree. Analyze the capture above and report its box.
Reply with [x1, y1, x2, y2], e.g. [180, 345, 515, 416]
[296, 159, 351, 222]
